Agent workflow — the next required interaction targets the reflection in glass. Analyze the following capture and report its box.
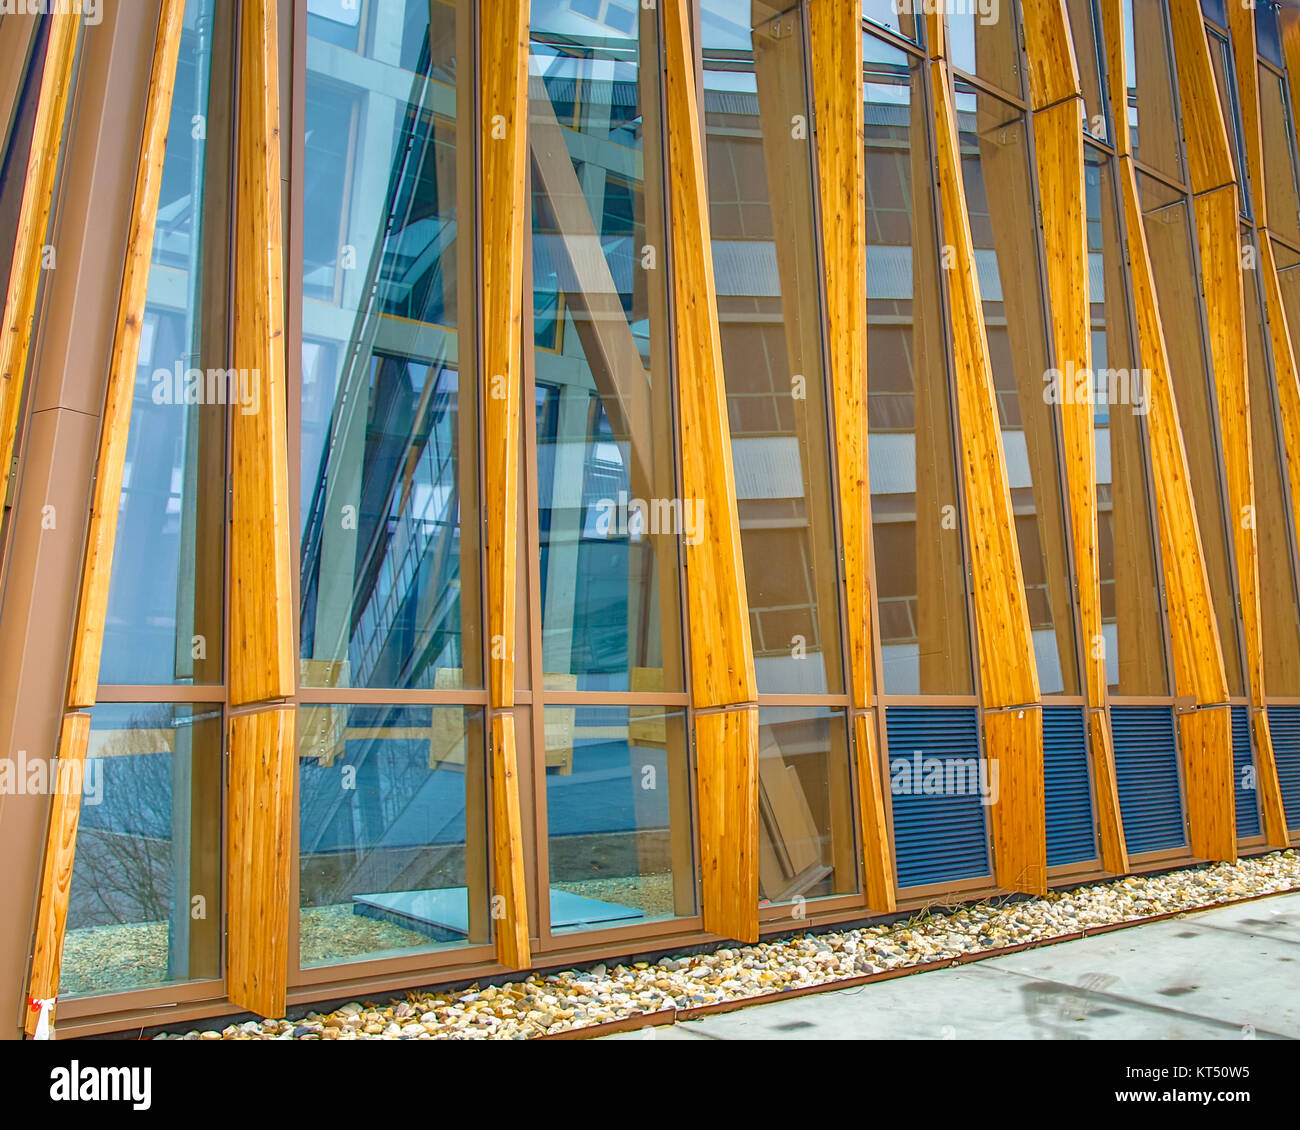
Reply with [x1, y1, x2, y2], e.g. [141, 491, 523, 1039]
[99, 0, 231, 685]
[544, 706, 693, 932]
[298, 704, 487, 967]
[1138, 174, 1244, 695]
[1122, 0, 1184, 185]
[865, 38, 974, 696]
[1259, 69, 1300, 249]
[529, 0, 683, 693]
[861, 0, 917, 41]
[1242, 230, 1300, 696]
[60, 704, 223, 997]
[300, 0, 481, 692]
[957, 84, 1079, 695]
[948, 3, 1022, 97]
[702, 0, 845, 696]
[1086, 149, 1169, 695]
[1066, 0, 1109, 142]
[758, 706, 856, 904]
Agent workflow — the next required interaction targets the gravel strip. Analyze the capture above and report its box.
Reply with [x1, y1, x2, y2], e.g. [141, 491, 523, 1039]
[156, 850, 1300, 1041]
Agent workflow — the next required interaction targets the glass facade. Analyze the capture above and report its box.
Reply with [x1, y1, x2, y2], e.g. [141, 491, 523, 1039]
[864, 35, 975, 697]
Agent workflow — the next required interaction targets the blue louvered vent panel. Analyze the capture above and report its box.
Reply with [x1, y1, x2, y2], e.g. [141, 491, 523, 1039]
[1043, 706, 1096, 867]
[1111, 705, 1186, 854]
[1269, 705, 1300, 831]
[886, 707, 990, 888]
[1231, 705, 1262, 839]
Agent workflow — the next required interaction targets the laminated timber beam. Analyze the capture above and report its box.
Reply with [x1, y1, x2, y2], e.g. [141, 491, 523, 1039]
[0, 13, 78, 544]
[1097, 0, 1234, 862]
[929, 55, 1046, 895]
[22, 1, 184, 1037]
[808, 0, 894, 912]
[1022, 0, 1127, 875]
[224, 0, 298, 1016]
[481, 0, 531, 969]
[1169, 4, 1285, 853]
[1227, 2, 1267, 232]
[664, 0, 759, 941]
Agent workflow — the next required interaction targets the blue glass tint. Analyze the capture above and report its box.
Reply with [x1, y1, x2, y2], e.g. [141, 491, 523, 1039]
[529, 0, 685, 692]
[300, 0, 481, 691]
[60, 704, 223, 997]
[99, 0, 231, 685]
[298, 704, 488, 967]
[544, 706, 693, 932]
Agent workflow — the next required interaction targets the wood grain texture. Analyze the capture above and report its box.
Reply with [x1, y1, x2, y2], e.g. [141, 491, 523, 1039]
[490, 712, 530, 967]
[64, 0, 183, 707]
[854, 712, 896, 912]
[985, 707, 1046, 894]
[1118, 159, 1230, 706]
[482, 0, 528, 710]
[1252, 707, 1291, 847]
[1192, 189, 1265, 711]
[1168, 4, 1235, 195]
[229, 0, 294, 705]
[808, 0, 893, 912]
[1089, 710, 1129, 873]
[480, 0, 531, 970]
[23, 711, 91, 1037]
[697, 706, 759, 942]
[929, 62, 1039, 709]
[1095, 0, 1131, 157]
[1019, 0, 1081, 111]
[1177, 707, 1235, 862]
[664, 0, 756, 710]
[227, 707, 295, 1018]
[0, 13, 78, 557]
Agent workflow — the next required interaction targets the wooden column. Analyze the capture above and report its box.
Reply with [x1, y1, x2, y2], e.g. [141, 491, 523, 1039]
[929, 51, 1046, 894]
[808, 0, 894, 912]
[664, 0, 759, 942]
[1098, 0, 1235, 863]
[1022, 0, 1127, 874]
[0, 14, 78, 533]
[225, 0, 297, 1015]
[22, 2, 184, 1036]
[481, 0, 531, 968]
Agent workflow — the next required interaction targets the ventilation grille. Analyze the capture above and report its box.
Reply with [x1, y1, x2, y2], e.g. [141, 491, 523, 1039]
[886, 707, 991, 888]
[1043, 706, 1097, 867]
[1111, 705, 1187, 855]
[1231, 705, 1262, 839]
[1269, 705, 1300, 831]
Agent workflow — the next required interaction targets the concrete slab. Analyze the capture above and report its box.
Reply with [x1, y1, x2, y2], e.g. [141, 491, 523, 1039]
[605, 891, 1300, 1040]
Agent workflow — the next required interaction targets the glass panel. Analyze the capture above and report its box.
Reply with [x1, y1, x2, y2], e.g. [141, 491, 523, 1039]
[544, 706, 693, 932]
[1066, 0, 1109, 143]
[298, 704, 487, 966]
[98, 0, 231, 685]
[300, 0, 481, 692]
[1258, 6, 1284, 69]
[862, 0, 918, 42]
[1122, 0, 1184, 185]
[957, 84, 1080, 695]
[702, 0, 845, 696]
[1242, 230, 1300, 696]
[1259, 69, 1300, 249]
[1138, 174, 1244, 694]
[948, 2, 1022, 98]
[529, 0, 684, 694]
[60, 704, 223, 997]
[865, 37, 974, 696]
[1207, 31, 1248, 212]
[1086, 149, 1168, 695]
[757, 706, 856, 904]
[1201, 0, 1226, 28]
